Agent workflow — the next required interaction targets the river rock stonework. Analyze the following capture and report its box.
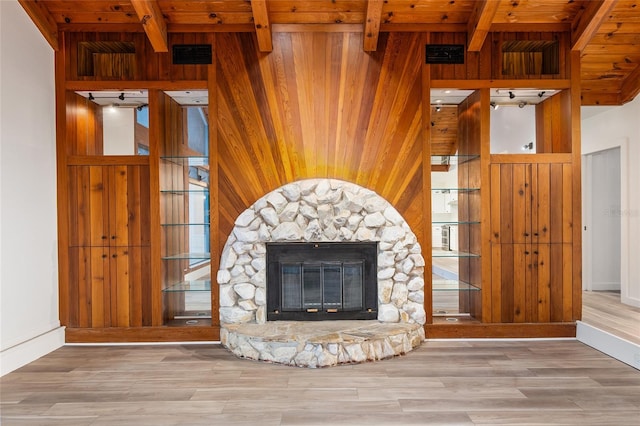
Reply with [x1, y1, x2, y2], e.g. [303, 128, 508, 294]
[217, 179, 425, 366]
[218, 178, 426, 326]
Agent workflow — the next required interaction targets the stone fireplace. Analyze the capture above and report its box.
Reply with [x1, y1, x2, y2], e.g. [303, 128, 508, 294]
[217, 179, 425, 367]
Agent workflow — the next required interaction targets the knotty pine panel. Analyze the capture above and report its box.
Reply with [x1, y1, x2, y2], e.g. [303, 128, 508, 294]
[215, 31, 425, 246]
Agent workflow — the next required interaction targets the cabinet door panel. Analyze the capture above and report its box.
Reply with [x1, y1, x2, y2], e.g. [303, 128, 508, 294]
[68, 166, 109, 247]
[534, 164, 551, 243]
[109, 165, 130, 247]
[111, 247, 130, 327]
[536, 243, 551, 322]
[68, 247, 110, 328]
[90, 247, 110, 327]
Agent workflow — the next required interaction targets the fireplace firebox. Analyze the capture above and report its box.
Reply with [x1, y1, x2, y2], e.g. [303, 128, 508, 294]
[266, 242, 378, 321]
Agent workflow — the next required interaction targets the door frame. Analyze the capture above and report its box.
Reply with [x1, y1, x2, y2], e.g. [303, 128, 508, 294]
[582, 137, 635, 307]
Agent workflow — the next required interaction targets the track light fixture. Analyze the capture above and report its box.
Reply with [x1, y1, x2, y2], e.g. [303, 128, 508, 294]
[490, 101, 499, 110]
[88, 93, 95, 101]
[435, 105, 441, 112]
[118, 92, 125, 101]
[509, 91, 515, 99]
[518, 101, 527, 108]
[522, 142, 533, 151]
[136, 104, 148, 111]
[538, 91, 546, 98]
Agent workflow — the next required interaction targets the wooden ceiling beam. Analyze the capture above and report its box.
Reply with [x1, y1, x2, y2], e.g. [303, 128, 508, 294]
[363, 0, 384, 51]
[250, 0, 272, 52]
[571, 0, 618, 51]
[620, 65, 640, 104]
[130, 0, 168, 52]
[467, 0, 500, 52]
[18, 0, 59, 51]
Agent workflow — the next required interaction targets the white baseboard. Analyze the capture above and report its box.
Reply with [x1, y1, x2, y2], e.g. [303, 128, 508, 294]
[0, 327, 65, 376]
[576, 321, 640, 370]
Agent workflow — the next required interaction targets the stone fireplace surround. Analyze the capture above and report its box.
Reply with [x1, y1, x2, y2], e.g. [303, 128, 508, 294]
[217, 179, 425, 367]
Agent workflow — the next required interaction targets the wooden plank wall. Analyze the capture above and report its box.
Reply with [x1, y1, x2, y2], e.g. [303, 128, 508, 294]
[536, 90, 572, 153]
[65, 91, 103, 155]
[215, 31, 426, 249]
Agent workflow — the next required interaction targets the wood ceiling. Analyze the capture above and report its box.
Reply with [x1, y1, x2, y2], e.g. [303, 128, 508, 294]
[19, 0, 640, 105]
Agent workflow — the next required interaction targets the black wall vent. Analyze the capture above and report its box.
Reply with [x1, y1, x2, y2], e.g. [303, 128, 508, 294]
[425, 44, 465, 64]
[172, 44, 212, 65]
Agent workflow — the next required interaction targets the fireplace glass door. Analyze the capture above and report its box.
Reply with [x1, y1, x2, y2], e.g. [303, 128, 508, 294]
[281, 262, 364, 312]
[267, 242, 377, 321]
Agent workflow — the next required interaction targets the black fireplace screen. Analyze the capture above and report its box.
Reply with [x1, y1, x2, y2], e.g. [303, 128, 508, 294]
[266, 242, 378, 321]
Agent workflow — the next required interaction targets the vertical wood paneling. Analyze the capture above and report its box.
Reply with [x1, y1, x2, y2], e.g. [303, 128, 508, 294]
[67, 163, 152, 329]
[216, 31, 425, 244]
[537, 243, 551, 322]
[491, 160, 574, 323]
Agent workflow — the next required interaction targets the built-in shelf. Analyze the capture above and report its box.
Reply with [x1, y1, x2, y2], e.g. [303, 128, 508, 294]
[433, 279, 481, 292]
[163, 280, 211, 293]
[161, 252, 211, 261]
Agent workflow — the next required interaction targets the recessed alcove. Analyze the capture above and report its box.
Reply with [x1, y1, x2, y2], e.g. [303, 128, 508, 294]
[502, 40, 559, 76]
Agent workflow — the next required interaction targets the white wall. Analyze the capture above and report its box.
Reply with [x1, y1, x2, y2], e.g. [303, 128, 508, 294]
[103, 106, 135, 155]
[0, 1, 64, 376]
[490, 105, 537, 153]
[582, 96, 640, 307]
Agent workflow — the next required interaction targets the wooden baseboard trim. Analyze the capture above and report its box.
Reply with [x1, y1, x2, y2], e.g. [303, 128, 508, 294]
[424, 322, 576, 339]
[65, 326, 220, 343]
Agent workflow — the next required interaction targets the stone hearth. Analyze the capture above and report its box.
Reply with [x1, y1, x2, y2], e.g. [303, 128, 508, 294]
[217, 178, 426, 366]
[221, 321, 424, 368]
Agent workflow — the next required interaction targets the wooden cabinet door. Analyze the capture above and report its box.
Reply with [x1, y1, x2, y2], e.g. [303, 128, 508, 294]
[489, 161, 576, 323]
[68, 246, 110, 328]
[68, 166, 109, 247]
[66, 163, 152, 329]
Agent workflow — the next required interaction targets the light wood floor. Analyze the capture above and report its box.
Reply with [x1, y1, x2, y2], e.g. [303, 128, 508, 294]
[581, 290, 640, 345]
[2, 339, 640, 425]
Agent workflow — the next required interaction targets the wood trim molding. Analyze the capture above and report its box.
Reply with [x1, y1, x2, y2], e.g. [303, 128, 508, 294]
[431, 80, 572, 90]
[17, 0, 59, 51]
[421, 33, 433, 324]
[131, 0, 168, 52]
[490, 154, 573, 164]
[467, 0, 500, 52]
[571, 0, 618, 51]
[67, 155, 150, 166]
[250, 0, 272, 52]
[363, 0, 384, 51]
[65, 326, 220, 343]
[425, 323, 577, 338]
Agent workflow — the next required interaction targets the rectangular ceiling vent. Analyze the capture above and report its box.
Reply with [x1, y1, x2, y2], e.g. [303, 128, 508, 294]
[172, 44, 212, 65]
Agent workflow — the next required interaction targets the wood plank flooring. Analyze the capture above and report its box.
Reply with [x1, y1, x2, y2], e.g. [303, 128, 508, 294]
[581, 290, 640, 345]
[2, 340, 640, 425]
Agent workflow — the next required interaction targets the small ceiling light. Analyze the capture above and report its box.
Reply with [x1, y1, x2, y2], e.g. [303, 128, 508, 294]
[435, 105, 441, 112]
[509, 91, 515, 99]
[538, 91, 546, 98]
[518, 101, 527, 108]
[136, 104, 148, 111]
[88, 92, 95, 101]
[522, 142, 533, 151]
[118, 93, 125, 101]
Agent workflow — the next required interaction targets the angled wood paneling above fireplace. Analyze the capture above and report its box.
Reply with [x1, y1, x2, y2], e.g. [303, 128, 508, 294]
[215, 32, 425, 251]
